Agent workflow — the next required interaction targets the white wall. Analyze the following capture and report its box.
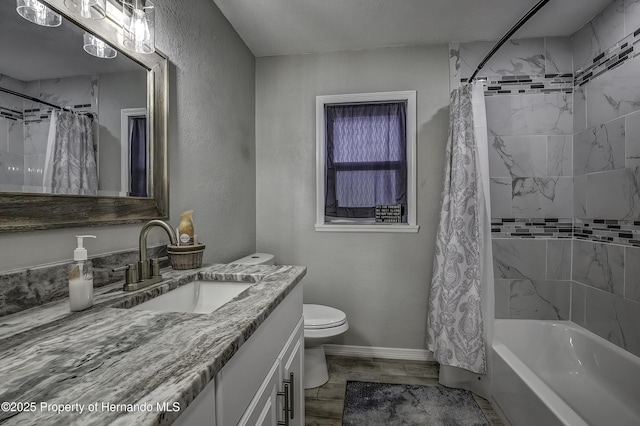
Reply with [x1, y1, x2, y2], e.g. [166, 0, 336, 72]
[255, 46, 450, 349]
[0, 0, 256, 272]
[97, 69, 146, 193]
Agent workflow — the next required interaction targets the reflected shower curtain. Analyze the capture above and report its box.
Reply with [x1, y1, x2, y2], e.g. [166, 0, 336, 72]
[426, 83, 494, 399]
[43, 110, 98, 195]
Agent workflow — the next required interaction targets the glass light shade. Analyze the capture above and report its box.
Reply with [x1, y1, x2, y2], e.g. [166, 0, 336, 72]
[83, 32, 117, 59]
[64, 0, 106, 20]
[16, 0, 62, 27]
[122, 0, 155, 54]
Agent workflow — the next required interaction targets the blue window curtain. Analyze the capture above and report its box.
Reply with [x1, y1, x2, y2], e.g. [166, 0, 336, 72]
[325, 102, 407, 219]
[128, 116, 147, 197]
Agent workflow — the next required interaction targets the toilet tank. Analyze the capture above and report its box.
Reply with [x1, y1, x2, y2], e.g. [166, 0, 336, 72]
[230, 253, 275, 265]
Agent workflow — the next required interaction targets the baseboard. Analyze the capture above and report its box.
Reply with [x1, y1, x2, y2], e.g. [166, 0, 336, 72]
[323, 344, 435, 361]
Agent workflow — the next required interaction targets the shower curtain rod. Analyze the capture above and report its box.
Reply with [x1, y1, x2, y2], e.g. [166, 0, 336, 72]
[0, 86, 66, 111]
[469, 0, 550, 82]
[0, 86, 95, 120]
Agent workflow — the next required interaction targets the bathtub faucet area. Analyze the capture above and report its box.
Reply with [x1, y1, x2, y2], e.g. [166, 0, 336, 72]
[114, 220, 178, 291]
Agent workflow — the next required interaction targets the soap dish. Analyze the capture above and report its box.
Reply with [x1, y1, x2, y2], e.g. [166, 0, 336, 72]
[167, 243, 205, 270]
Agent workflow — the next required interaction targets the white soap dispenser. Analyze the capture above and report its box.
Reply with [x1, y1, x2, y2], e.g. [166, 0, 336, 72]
[69, 235, 97, 312]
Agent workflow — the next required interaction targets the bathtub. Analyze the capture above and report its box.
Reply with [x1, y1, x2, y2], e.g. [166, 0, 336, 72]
[492, 319, 640, 426]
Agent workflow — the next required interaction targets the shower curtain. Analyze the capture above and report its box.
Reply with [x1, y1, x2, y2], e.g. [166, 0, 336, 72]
[426, 82, 494, 400]
[43, 110, 98, 195]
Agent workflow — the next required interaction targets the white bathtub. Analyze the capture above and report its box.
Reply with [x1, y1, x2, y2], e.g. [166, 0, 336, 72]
[492, 319, 640, 426]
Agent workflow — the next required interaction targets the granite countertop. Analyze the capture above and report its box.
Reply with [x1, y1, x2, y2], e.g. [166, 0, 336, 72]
[0, 263, 306, 425]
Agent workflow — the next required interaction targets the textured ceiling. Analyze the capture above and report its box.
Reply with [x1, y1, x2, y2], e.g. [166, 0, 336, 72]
[212, 0, 613, 57]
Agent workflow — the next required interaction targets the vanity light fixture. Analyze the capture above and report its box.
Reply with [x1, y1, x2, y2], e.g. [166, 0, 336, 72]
[16, 0, 62, 27]
[122, 0, 155, 54]
[64, 0, 106, 20]
[83, 32, 117, 58]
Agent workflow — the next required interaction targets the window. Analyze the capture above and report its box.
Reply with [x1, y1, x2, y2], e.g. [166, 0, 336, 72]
[315, 91, 418, 232]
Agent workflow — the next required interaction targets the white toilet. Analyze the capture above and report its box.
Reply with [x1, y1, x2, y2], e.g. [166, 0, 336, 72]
[302, 304, 348, 389]
[230, 253, 349, 389]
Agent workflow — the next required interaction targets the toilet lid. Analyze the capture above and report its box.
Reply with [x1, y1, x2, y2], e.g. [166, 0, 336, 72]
[304, 304, 347, 329]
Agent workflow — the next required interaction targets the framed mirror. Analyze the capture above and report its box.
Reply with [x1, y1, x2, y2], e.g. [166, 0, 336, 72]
[0, 0, 168, 231]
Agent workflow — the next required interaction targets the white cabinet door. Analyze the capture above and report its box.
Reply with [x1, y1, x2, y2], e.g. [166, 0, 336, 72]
[240, 318, 304, 426]
[238, 360, 280, 426]
[279, 319, 304, 426]
[215, 285, 303, 426]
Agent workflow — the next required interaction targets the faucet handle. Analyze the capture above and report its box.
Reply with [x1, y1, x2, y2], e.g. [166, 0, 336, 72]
[151, 257, 168, 277]
[113, 263, 139, 286]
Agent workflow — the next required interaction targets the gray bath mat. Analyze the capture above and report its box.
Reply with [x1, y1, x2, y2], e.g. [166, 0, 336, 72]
[342, 381, 490, 426]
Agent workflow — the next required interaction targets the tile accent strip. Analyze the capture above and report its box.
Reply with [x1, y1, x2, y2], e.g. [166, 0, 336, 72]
[461, 74, 574, 96]
[492, 218, 640, 247]
[491, 218, 573, 238]
[0, 106, 22, 121]
[574, 219, 640, 247]
[575, 27, 640, 86]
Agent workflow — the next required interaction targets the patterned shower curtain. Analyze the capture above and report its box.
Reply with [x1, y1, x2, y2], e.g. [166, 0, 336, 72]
[426, 84, 487, 375]
[43, 110, 98, 195]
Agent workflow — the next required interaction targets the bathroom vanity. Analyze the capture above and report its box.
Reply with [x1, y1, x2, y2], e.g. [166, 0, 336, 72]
[0, 263, 306, 425]
[176, 281, 304, 426]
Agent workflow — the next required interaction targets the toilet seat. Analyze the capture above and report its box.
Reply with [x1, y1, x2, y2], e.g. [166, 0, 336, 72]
[304, 304, 347, 329]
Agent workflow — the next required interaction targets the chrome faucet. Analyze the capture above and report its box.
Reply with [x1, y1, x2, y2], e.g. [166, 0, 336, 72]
[116, 219, 178, 291]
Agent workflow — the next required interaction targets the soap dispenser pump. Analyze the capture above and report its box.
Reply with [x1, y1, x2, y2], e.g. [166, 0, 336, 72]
[69, 235, 97, 312]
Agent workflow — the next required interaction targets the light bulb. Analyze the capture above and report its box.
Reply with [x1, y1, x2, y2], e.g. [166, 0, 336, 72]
[35, 1, 47, 22]
[81, 0, 91, 18]
[130, 9, 149, 52]
[122, 0, 154, 54]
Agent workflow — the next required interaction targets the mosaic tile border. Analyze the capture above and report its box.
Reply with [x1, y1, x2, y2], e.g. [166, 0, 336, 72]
[491, 218, 573, 238]
[456, 25, 640, 93]
[492, 218, 640, 247]
[0, 106, 22, 121]
[0, 104, 96, 124]
[574, 219, 640, 247]
[575, 27, 640, 86]
[461, 74, 574, 95]
[23, 104, 95, 124]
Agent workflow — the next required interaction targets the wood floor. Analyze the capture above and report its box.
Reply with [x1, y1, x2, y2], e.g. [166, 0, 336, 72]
[304, 355, 503, 426]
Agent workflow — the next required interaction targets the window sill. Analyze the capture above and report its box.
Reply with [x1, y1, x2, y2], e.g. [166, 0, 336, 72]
[314, 223, 420, 233]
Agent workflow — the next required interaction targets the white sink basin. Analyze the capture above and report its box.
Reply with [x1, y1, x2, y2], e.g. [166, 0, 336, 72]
[129, 280, 253, 314]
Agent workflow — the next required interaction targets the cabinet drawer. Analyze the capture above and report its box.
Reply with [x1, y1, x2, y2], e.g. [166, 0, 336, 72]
[215, 285, 303, 426]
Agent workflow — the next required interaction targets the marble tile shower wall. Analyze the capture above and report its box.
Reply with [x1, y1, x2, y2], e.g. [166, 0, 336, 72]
[451, 37, 576, 324]
[571, 0, 640, 358]
[492, 238, 572, 320]
[452, 0, 640, 357]
[451, 38, 575, 221]
[0, 74, 28, 188]
[0, 74, 97, 190]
